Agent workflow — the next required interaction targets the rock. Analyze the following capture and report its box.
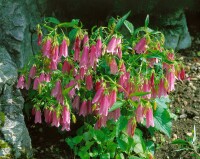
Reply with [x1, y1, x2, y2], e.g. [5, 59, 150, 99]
[0, 0, 46, 158]
[179, 114, 187, 119]
[158, 10, 191, 50]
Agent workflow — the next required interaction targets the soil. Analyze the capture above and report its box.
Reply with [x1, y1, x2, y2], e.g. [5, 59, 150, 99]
[26, 26, 200, 159]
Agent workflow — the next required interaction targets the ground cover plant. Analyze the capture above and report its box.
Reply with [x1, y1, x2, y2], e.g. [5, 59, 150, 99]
[17, 12, 185, 158]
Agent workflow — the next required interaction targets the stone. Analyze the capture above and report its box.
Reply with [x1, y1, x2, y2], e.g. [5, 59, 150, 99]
[158, 10, 191, 50]
[0, 0, 47, 158]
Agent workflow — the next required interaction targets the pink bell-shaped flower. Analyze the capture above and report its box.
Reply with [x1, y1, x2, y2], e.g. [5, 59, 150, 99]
[25, 77, 31, 90]
[109, 58, 118, 75]
[39, 72, 45, 82]
[52, 44, 59, 62]
[107, 36, 117, 54]
[17, 75, 25, 89]
[134, 38, 146, 54]
[51, 80, 61, 98]
[49, 60, 57, 70]
[88, 45, 97, 68]
[92, 87, 104, 104]
[143, 79, 151, 99]
[136, 104, 144, 123]
[96, 38, 102, 57]
[79, 100, 88, 117]
[37, 32, 42, 46]
[44, 108, 52, 124]
[62, 106, 70, 124]
[109, 89, 117, 108]
[51, 111, 60, 127]
[42, 37, 51, 58]
[127, 118, 136, 137]
[34, 109, 42, 124]
[29, 65, 37, 79]
[33, 77, 40, 90]
[80, 45, 89, 69]
[94, 115, 107, 129]
[72, 95, 80, 111]
[146, 108, 154, 128]
[158, 78, 168, 97]
[83, 34, 89, 46]
[62, 60, 72, 74]
[85, 74, 93, 90]
[73, 37, 81, 62]
[59, 38, 68, 58]
[99, 94, 110, 116]
[45, 73, 51, 82]
[166, 71, 175, 92]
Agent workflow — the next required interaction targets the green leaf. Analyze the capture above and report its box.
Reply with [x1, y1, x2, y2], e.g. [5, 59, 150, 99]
[65, 138, 74, 149]
[107, 142, 117, 158]
[109, 101, 125, 112]
[155, 97, 170, 109]
[115, 11, 131, 31]
[72, 136, 83, 144]
[171, 139, 189, 145]
[92, 129, 105, 144]
[146, 140, 155, 154]
[100, 153, 110, 159]
[58, 19, 79, 28]
[145, 14, 149, 27]
[117, 137, 128, 152]
[116, 153, 124, 159]
[116, 116, 128, 135]
[45, 17, 60, 24]
[69, 28, 79, 41]
[129, 92, 151, 97]
[153, 107, 172, 137]
[129, 156, 141, 159]
[78, 151, 90, 159]
[124, 20, 134, 35]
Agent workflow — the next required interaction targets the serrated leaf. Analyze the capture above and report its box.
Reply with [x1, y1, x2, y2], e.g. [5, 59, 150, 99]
[146, 140, 155, 154]
[155, 97, 170, 109]
[145, 14, 149, 27]
[153, 107, 172, 137]
[116, 116, 128, 135]
[45, 17, 60, 24]
[65, 138, 74, 149]
[124, 20, 134, 35]
[78, 151, 90, 159]
[116, 153, 124, 159]
[115, 11, 131, 31]
[109, 101, 125, 112]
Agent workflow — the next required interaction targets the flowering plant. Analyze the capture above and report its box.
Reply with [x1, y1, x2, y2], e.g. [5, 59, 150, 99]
[17, 12, 185, 158]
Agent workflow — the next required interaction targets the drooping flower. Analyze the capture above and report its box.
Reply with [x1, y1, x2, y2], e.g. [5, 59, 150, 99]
[108, 108, 120, 121]
[158, 78, 168, 97]
[59, 38, 68, 58]
[79, 100, 88, 117]
[88, 45, 97, 68]
[109, 89, 117, 108]
[33, 77, 40, 90]
[87, 100, 92, 114]
[127, 118, 136, 137]
[96, 38, 102, 57]
[29, 65, 37, 79]
[83, 34, 89, 46]
[49, 60, 57, 70]
[80, 45, 89, 69]
[42, 37, 52, 58]
[99, 94, 110, 116]
[34, 109, 42, 124]
[62, 106, 70, 124]
[52, 44, 59, 62]
[146, 108, 154, 128]
[44, 108, 52, 124]
[150, 73, 155, 87]
[73, 37, 81, 62]
[142, 79, 151, 99]
[61, 122, 70, 131]
[51, 80, 62, 98]
[17, 75, 25, 89]
[94, 115, 107, 129]
[37, 32, 42, 46]
[72, 95, 80, 111]
[179, 68, 185, 80]
[166, 70, 175, 92]
[39, 72, 45, 82]
[136, 104, 144, 123]
[79, 67, 86, 80]
[109, 58, 118, 75]
[85, 74, 93, 90]
[134, 38, 146, 54]
[51, 111, 60, 127]
[107, 36, 117, 54]
[62, 60, 72, 74]
[45, 73, 51, 82]
[92, 87, 104, 104]
[167, 52, 174, 61]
